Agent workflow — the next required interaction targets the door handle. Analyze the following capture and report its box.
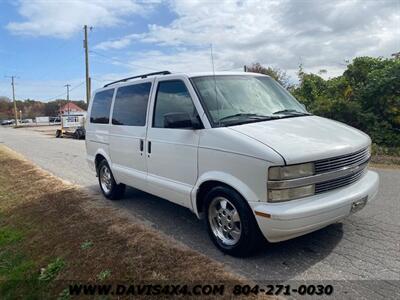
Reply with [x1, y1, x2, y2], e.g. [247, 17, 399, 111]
[148, 141, 151, 154]
[140, 139, 144, 151]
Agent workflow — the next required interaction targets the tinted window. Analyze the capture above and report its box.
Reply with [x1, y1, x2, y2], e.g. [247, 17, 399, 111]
[112, 83, 151, 126]
[90, 89, 114, 124]
[153, 80, 197, 128]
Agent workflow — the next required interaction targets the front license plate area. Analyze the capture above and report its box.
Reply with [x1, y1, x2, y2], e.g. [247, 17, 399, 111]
[351, 196, 368, 214]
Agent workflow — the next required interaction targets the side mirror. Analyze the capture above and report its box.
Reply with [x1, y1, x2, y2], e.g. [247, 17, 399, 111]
[163, 112, 203, 129]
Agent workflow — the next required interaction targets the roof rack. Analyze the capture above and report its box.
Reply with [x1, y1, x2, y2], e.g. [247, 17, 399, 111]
[103, 71, 171, 88]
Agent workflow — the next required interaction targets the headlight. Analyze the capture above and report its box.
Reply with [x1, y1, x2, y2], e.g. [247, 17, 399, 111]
[268, 162, 315, 202]
[268, 184, 315, 202]
[269, 163, 314, 180]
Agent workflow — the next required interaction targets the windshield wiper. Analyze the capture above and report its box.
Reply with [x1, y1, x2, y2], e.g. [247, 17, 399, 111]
[219, 113, 273, 121]
[272, 109, 310, 116]
[218, 113, 280, 126]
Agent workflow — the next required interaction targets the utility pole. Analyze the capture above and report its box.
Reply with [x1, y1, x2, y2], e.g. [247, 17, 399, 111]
[5, 76, 18, 125]
[64, 84, 71, 115]
[65, 84, 70, 101]
[83, 25, 91, 105]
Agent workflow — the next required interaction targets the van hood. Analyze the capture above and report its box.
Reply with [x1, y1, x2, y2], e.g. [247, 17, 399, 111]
[229, 116, 370, 165]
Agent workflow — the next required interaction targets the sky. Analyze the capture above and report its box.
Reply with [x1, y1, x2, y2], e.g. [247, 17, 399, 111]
[0, 0, 399, 101]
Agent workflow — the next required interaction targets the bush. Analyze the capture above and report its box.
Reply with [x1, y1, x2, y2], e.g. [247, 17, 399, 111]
[291, 56, 400, 148]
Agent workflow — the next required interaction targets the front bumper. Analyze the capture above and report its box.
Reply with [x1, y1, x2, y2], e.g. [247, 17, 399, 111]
[249, 170, 379, 242]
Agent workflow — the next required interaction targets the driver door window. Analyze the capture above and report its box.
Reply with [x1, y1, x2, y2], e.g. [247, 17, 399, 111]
[153, 80, 198, 128]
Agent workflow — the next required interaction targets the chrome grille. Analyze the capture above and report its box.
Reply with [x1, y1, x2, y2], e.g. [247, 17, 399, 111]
[315, 147, 370, 174]
[315, 168, 367, 194]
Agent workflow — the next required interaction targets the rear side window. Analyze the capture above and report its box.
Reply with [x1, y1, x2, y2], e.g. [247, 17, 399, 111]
[90, 89, 114, 124]
[153, 80, 197, 128]
[112, 83, 151, 126]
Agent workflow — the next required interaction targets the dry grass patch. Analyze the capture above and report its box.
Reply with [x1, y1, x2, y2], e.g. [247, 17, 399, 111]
[370, 156, 400, 168]
[0, 145, 266, 299]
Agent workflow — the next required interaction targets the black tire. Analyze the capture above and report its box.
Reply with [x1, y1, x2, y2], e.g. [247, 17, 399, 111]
[204, 186, 262, 257]
[73, 130, 81, 139]
[97, 160, 125, 200]
[55, 129, 61, 138]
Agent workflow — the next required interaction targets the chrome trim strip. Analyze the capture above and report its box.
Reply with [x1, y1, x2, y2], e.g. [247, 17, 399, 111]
[314, 147, 369, 173]
[315, 147, 368, 163]
[315, 152, 368, 167]
[268, 157, 370, 190]
[315, 168, 367, 193]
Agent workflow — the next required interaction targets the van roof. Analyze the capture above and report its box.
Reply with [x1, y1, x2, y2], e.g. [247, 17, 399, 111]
[101, 71, 268, 89]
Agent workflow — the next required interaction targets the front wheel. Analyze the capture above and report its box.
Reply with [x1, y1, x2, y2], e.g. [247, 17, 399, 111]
[97, 160, 125, 200]
[205, 186, 262, 257]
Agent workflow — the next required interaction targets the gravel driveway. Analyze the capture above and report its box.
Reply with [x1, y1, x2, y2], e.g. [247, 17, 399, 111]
[1, 126, 399, 298]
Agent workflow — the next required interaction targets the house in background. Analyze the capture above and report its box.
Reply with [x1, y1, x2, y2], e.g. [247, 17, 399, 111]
[59, 102, 86, 115]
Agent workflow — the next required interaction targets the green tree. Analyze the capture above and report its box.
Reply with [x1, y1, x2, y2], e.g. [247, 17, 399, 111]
[292, 56, 400, 147]
[245, 63, 292, 89]
[251, 56, 399, 147]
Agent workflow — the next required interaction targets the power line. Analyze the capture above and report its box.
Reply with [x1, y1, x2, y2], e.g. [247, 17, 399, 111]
[43, 91, 68, 102]
[43, 82, 85, 102]
[91, 77, 108, 82]
[69, 82, 85, 92]
[90, 50, 161, 71]
[91, 76, 130, 82]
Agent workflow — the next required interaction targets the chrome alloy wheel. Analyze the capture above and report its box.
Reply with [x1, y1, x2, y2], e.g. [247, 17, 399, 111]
[208, 196, 242, 246]
[99, 165, 112, 194]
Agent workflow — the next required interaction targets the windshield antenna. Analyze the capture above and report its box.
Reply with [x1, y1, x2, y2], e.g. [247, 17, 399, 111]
[210, 44, 221, 126]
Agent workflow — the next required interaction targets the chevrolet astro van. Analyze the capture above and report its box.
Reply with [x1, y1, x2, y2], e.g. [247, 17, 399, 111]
[86, 71, 379, 256]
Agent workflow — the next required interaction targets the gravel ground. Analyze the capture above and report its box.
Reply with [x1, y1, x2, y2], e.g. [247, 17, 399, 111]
[1, 126, 399, 298]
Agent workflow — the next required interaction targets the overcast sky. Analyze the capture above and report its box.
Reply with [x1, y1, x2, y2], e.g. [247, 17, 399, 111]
[0, 0, 399, 101]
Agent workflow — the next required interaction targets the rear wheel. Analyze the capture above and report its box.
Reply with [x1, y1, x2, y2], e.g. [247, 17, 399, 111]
[55, 129, 61, 138]
[205, 186, 261, 256]
[97, 160, 125, 200]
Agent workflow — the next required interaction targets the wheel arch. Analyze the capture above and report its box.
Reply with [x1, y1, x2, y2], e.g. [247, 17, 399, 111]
[192, 172, 258, 219]
[94, 149, 112, 174]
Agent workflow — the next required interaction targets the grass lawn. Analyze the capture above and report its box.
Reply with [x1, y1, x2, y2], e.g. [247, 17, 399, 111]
[0, 145, 256, 299]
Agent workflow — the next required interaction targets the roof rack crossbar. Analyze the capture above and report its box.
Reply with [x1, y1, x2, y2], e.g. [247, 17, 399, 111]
[103, 71, 171, 88]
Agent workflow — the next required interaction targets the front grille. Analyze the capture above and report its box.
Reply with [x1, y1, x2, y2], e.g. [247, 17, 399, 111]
[315, 147, 370, 174]
[315, 168, 367, 194]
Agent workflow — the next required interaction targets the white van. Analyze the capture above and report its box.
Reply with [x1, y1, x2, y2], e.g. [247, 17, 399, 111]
[86, 71, 379, 256]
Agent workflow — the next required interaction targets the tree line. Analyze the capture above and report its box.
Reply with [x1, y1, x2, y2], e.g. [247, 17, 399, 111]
[246, 56, 400, 149]
[0, 99, 87, 120]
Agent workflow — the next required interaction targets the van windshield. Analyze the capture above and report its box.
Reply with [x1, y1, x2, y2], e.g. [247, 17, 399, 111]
[191, 75, 309, 126]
